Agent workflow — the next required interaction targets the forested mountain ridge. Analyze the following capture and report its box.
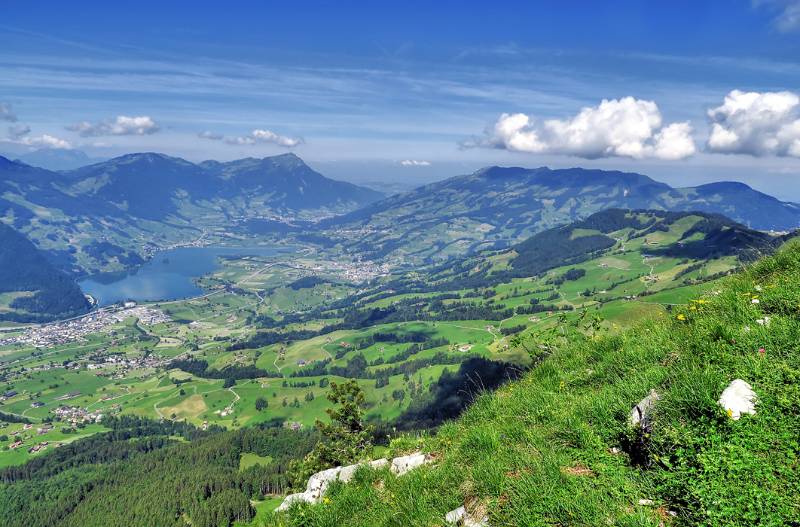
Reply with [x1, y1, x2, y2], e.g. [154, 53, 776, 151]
[507, 208, 786, 279]
[322, 166, 800, 264]
[0, 222, 89, 321]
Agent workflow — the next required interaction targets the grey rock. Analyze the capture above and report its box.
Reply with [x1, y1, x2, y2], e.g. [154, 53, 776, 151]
[629, 389, 660, 428]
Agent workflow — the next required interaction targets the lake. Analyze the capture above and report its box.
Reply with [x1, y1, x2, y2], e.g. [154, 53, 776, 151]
[79, 245, 292, 306]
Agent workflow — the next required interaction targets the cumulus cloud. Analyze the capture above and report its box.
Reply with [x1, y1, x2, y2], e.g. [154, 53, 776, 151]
[67, 115, 160, 137]
[474, 97, 696, 160]
[225, 129, 302, 148]
[756, 0, 800, 32]
[4, 123, 71, 149]
[0, 103, 17, 122]
[400, 159, 431, 166]
[706, 89, 800, 157]
[18, 134, 72, 150]
[198, 130, 223, 140]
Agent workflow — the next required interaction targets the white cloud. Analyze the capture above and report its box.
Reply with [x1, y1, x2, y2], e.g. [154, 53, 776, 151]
[67, 115, 160, 137]
[19, 134, 72, 149]
[4, 123, 71, 149]
[198, 130, 223, 140]
[475, 97, 696, 160]
[225, 129, 302, 148]
[706, 89, 800, 157]
[756, 0, 800, 32]
[0, 102, 17, 122]
[400, 159, 431, 166]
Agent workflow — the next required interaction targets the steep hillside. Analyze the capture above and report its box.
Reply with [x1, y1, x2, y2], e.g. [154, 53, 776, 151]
[0, 223, 89, 321]
[508, 209, 783, 280]
[269, 242, 800, 526]
[426, 209, 786, 293]
[323, 166, 800, 263]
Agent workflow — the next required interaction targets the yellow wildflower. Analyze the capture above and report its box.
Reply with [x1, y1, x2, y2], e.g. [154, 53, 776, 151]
[676, 313, 686, 321]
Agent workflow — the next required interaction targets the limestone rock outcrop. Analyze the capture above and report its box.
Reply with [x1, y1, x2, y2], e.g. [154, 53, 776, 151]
[276, 452, 430, 512]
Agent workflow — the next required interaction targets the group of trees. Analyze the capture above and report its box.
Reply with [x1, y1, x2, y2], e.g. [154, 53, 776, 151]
[289, 380, 373, 486]
[1, 416, 318, 527]
[169, 358, 281, 382]
[0, 222, 90, 322]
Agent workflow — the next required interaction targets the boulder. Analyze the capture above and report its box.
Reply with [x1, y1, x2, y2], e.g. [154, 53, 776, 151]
[306, 466, 343, 500]
[276, 459, 391, 512]
[276, 453, 430, 512]
[339, 458, 388, 483]
[275, 492, 313, 512]
[445, 505, 489, 526]
[629, 389, 660, 428]
[719, 379, 757, 420]
[390, 451, 430, 476]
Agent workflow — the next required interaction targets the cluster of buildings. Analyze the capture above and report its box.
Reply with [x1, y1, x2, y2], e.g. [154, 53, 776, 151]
[0, 304, 170, 349]
[299, 257, 391, 283]
[85, 352, 167, 378]
[53, 405, 104, 425]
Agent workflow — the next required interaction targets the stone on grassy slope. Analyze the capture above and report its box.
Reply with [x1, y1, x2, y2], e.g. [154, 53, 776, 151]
[629, 389, 660, 428]
[275, 492, 312, 512]
[276, 454, 425, 512]
[445, 505, 490, 526]
[390, 451, 430, 475]
[718, 379, 757, 420]
[339, 458, 388, 483]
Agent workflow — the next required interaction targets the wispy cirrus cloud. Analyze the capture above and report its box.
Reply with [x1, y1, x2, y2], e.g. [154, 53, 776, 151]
[400, 159, 431, 166]
[755, 0, 800, 32]
[67, 115, 160, 137]
[197, 130, 223, 140]
[0, 102, 17, 122]
[8, 124, 30, 139]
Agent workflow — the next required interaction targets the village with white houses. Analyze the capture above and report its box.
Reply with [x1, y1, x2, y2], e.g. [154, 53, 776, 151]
[0, 303, 171, 349]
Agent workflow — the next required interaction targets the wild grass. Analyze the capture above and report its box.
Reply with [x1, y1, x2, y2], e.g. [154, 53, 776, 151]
[265, 242, 800, 526]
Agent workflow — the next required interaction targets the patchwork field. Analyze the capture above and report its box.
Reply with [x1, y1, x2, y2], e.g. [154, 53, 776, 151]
[0, 212, 751, 467]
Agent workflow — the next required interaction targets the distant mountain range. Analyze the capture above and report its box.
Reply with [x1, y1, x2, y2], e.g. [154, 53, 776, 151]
[325, 166, 800, 263]
[0, 152, 383, 274]
[12, 148, 108, 170]
[3, 154, 800, 277]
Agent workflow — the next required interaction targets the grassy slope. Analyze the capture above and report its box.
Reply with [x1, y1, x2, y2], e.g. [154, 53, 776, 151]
[267, 243, 800, 526]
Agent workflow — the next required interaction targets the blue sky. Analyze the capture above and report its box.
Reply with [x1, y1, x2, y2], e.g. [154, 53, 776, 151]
[3, 1, 800, 197]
